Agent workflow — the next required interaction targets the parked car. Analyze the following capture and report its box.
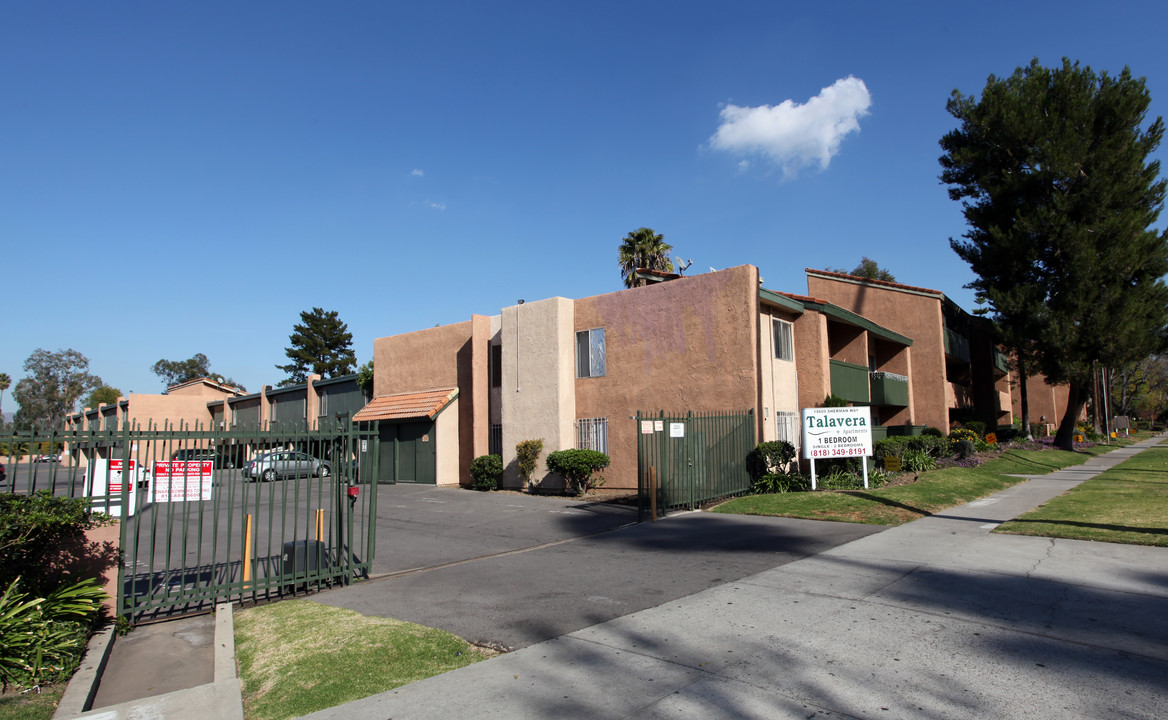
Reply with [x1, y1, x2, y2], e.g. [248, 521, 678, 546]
[34, 453, 60, 463]
[243, 451, 331, 482]
[171, 448, 236, 469]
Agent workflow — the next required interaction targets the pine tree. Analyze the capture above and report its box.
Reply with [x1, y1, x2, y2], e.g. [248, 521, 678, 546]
[277, 308, 357, 385]
[940, 58, 1168, 449]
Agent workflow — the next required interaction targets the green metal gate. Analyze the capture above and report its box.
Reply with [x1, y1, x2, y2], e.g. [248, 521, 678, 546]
[636, 409, 756, 519]
[2, 420, 379, 620]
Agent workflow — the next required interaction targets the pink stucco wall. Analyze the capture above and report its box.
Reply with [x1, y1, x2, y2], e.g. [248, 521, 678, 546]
[573, 265, 761, 489]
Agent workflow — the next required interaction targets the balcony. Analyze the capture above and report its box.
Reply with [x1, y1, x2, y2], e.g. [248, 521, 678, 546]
[993, 348, 1010, 375]
[830, 360, 871, 404]
[869, 371, 909, 406]
[946, 381, 974, 409]
[944, 327, 971, 363]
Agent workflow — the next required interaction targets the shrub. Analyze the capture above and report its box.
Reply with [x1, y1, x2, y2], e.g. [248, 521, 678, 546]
[953, 439, 976, 459]
[922, 426, 944, 437]
[901, 449, 937, 472]
[818, 470, 864, 490]
[0, 576, 107, 691]
[822, 394, 848, 407]
[468, 455, 503, 491]
[752, 472, 810, 494]
[515, 439, 544, 491]
[961, 421, 987, 438]
[0, 491, 114, 597]
[746, 441, 797, 480]
[545, 449, 610, 496]
[949, 427, 979, 444]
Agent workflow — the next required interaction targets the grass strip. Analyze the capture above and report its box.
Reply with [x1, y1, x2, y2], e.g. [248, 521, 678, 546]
[995, 443, 1168, 546]
[235, 599, 489, 720]
[0, 685, 64, 720]
[711, 447, 1110, 526]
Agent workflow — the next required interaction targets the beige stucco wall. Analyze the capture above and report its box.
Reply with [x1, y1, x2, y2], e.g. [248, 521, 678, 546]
[572, 266, 761, 490]
[435, 399, 460, 485]
[500, 297, 576, 489]
[808, 274, 949, 431]
[759, 307, 801, 446]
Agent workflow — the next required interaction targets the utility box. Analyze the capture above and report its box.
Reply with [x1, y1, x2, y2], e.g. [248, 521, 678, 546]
[282, 540, 329, 579]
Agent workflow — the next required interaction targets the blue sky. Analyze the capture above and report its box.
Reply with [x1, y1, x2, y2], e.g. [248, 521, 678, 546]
[3, 1, 1167, 412]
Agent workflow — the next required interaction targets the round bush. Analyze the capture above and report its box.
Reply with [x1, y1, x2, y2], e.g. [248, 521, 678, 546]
[468, 454, 503, 491]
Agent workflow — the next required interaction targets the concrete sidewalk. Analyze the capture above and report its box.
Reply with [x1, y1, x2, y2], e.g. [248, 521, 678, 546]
[301, 437, 1168, 719]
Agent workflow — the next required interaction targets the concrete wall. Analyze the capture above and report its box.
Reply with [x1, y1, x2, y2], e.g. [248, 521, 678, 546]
[572, 266, 761, 490]
[500, 297, 576, 489]
[808, 272, 950, 432]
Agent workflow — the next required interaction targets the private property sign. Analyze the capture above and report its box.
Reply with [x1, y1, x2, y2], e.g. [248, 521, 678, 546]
[151, 460, 214, 503]
[802, 406, 873, 459]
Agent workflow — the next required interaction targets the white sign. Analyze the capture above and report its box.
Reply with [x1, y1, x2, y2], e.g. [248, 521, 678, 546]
[654, 420, 664, 432]
[87, 459, 144, 517]
[802, 406, 873, 459]
[152, 461, 214, 503]
[641, 420, 654, 434]
[669, 422, 685, 438]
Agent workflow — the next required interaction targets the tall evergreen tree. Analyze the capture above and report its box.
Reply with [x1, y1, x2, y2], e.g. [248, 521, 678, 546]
[618, 227, 674, 288]
[940, 58, 1168, 449]
[277, 308, 357, 385]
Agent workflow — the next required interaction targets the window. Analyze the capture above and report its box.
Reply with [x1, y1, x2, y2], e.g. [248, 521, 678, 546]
[772, 318, 793, 362]
[318, 391, 329, 417]
[576, 417, 609, 454]
[576, 328, 606, 378]
[490, 344, 502, 388]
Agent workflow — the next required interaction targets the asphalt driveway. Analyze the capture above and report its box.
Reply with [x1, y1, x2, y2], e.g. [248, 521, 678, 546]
[315, 484, 883, 649]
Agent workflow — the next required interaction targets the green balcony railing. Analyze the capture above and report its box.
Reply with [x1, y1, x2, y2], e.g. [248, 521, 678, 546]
[869, 371, 909, 406]
[993, 348, 1010, 375]
[830, 360, 871, 404]
[944, 327, 971, 363]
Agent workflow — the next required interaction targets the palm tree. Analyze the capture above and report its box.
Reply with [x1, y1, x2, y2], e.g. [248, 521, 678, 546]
[0, 372, 8, 426]
[618, 227, 674, 288]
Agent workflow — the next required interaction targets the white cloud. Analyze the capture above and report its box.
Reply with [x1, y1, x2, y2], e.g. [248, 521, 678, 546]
[710, 76, 871, 177]
[425, 201, 446, 210]
[411, 169, 424, 177]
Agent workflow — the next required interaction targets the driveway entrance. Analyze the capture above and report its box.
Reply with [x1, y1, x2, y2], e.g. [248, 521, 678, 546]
[314, 484, 882, 649]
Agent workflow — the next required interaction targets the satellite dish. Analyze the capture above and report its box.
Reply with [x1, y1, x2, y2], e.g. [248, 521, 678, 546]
[675, 256, 693, 275]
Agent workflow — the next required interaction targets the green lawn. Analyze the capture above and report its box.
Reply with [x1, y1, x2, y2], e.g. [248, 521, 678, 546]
[235, 600, 490, 720]
[711, 445, 1125, 526]
[0, 685, 64, 720]
[995, 443, 1168, 546]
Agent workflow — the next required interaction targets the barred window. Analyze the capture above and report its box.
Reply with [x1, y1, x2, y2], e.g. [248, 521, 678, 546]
[576, 417, 609, 454]
[489, 424, 502, 457]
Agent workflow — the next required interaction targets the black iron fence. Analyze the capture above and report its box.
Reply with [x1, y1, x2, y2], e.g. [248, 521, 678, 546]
[1, 420, 379, 620]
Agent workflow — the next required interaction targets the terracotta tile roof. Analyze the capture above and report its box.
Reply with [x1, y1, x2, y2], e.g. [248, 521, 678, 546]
[806, 268, 943, 297]
[778, 291, 831, 305]
[353, 387, 458, 422]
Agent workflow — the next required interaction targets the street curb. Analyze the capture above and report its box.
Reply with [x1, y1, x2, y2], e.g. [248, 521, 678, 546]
[54, 625, 115, 719]
[54, 604, 243, 720]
